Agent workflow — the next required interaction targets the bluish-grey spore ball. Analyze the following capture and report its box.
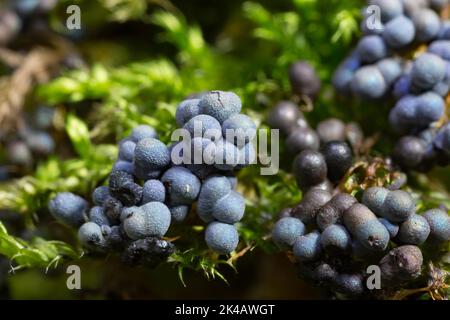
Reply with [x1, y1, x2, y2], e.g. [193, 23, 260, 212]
[214, 139, 240, 170]
[292, 231, 322, 262]
[392, 136, 426, 168]
[314, 262, 338, 284]
[130, 125, 158, 142]
[120, 206, 138, 222]
[376, 58, 402, 85]
[89, 206, 110, 226]
[391, 95, 419, 129]
[286, 127, 320, 154]
[378, 218, 399, 239]
[205, 222, 239, 254]
[412, 8, 441, 42]
[321, 225, 352, 252]
[383, 16, 415, 48]
[118, 139, 136, 162]
[293, 189, 332, 224]
[161, 166, 201, 205]
[362, 187, 389, 216]
[336, 274, 365, 296]
[415, 92, 445, 126]
[197, 175, 232, 222]
[183, 114, 222, 139]
[123, 202, 171, 239]
[222, 114, 256, 147]
[170, 205, 190, 223]
[333, 53, 361, 93]
[272, 217, 306, 249]
[428, 40, 450, 60]
[142, 179, 166, 204]
[368, 0, 403, 23]
[381, 190, 415, 222]
[356, 35, 387, 63]
[398, 214, 430, 245]
[411, 53, 446, 90]
[113, 160, 134, 175]
[212, 190, 245, 224]
[49, 192, 88, 227]
[267, 100, 305, 135]
[199, 91, 242, 124]
[438, 22, 450, 40]
[92, 186, 111, 206]
[316, 118, 346, 144]
[343, 203, 390, 251]
[134, 138, 170, 172]
[351, 65, 387, 99]
[293, 150, 328, 192]
[78, 222, 107, 249]
[175, 99, 201, 126]
[423, 209, 450, 242]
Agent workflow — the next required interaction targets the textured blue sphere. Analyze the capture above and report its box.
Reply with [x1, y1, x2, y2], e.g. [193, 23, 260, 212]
[118, 139, 136, 162]
[376, 58, 402, 85]
[383, 16, 415, 49]
[78, 222, 107, 249]
[49, 192, 88, 227]
[205, 222, 239, 254]
[161, 166, 201, 205]
[378, 218, 399, 239]
[292, 231, 322, 262]
[130, 125, 158, 142]
[423, 208, 450, 242]
[197, 175, 232, 222]
[170, 205, 190, 223]
[142, 179, 166, 204]
[398, 214, 430, 245]
[351, 65, 387, 99]
[320, 225, 352, 252]
[272, 217, 306, 249]
[134, 138, 170, 172]
[199, 91, 242, 123]
[89, 206, 110, 226]
[411, 53, 445, 90]
[175, 99, 201, 126]
[212, 190, 245, 224]
[123, 202, 171, 239]
[412, 8, 441, 42]
[356, 35, 387, 63]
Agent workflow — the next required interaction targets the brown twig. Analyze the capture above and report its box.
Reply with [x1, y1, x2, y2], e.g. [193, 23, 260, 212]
[0, 45, 67, 133]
